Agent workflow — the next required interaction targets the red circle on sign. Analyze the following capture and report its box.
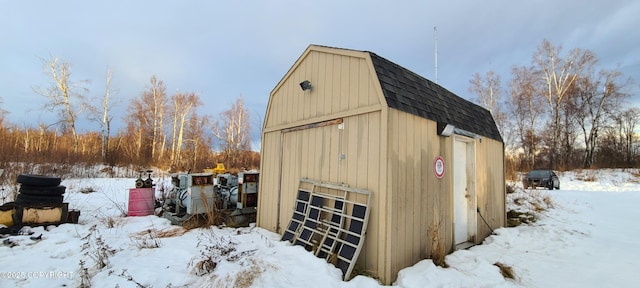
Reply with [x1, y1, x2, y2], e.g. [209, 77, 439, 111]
[434, 156, 445, 179]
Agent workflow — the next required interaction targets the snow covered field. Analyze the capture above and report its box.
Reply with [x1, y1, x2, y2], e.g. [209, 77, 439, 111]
[1, 169, 639, 288]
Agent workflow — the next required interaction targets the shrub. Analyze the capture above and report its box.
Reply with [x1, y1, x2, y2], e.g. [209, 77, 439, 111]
[189, 229, 238, 276]
[506, 187, 554, 227]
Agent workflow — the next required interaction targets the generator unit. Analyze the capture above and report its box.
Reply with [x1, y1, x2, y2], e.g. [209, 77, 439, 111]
[229, 172, 259, 224]
[162, 171, 259, 226]
[236, 172, 259, 209]
[162, 173, 215, 224]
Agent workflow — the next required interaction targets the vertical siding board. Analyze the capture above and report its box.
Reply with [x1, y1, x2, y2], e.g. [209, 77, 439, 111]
[387, 109, 399, 274]
[285, 73, 293, 125]
[331, 55, 341, 115]
[316, 52, 326, 118]
[412, 116, 423, 263]
[300, 128, 309, 179]
[330, 123, 340, 184]
[402, 113, 414, 268]
[269, 93, 279, 128]
[420, 120, 431, 259]
[428, 121, 442, 258]
[323, 53, 333, 115]
[367, 111, 382, 275]
[476, 139, 486, 239]
[295, 62, 303, 122]
[349, 57, 360, 110]
[359, 60, 371, 107]
[340, 56, 350, 113]
[444, 137, 454, 252]
[257, 131, 278, 231]
[345, 117, 357, 189]
[399, 112, 409, 270]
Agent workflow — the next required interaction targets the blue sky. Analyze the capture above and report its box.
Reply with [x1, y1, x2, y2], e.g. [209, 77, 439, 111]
[1, 0, 639, 149]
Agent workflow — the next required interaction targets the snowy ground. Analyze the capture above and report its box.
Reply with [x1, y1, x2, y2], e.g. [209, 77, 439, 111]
[1, 169, 639, 288]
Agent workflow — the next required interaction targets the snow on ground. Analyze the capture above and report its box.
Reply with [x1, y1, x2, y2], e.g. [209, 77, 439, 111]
[1, 169, 639, 288]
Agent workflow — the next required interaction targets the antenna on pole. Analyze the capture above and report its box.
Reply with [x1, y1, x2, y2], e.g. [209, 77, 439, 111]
[434, 26, 438, 84]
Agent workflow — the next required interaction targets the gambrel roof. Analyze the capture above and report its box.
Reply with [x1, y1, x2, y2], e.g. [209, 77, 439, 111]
[368, 52, 503, 142]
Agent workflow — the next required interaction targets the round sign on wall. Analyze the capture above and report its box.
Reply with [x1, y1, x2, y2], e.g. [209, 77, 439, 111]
[434, 156, 445, 179]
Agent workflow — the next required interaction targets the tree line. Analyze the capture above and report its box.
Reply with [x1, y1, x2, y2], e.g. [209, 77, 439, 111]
[469, 39, 639, 176]
[0, 57, 259, 173]
[1, 40, 637, 176]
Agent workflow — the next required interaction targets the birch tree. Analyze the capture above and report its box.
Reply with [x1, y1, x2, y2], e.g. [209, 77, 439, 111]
[184, 113, 211, 170]
[141, 76, 167, 162]
[0, 97, 7, 125]
[37, 57, 88, 156]
[469, 70, 507, 138]
[533, 39, 595, 169]
[87, 68, 117, 163]
[169, 92, 201, 165]
[213, 96, 251, 168]
[508, 65, 544, 170]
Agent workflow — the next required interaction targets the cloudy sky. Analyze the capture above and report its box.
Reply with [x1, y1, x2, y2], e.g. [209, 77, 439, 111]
[1, 0, 638, 146]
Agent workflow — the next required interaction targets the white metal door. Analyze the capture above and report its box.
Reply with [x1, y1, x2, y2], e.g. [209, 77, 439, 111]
[454, 140, 469, 245]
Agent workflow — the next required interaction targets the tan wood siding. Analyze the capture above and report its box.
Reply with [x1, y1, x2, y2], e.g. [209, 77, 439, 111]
[264, 50, 379, 131]
[385, 109, 461, 281]
[475, 137, 506, 239]
[257, 131, 281, 231]
[259, 45, 505, 285]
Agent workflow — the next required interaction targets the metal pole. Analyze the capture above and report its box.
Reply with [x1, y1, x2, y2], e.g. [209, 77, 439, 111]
[434, 26, 438, 84]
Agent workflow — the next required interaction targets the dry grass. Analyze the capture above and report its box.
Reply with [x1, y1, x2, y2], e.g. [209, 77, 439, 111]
[428, 218, 448, 268]
[630, 170, 640, 183]
[506, 183, 517, 194]
[527, 190, 555, 212]
[494, 262, 516, 280]
[575, 170, 597, 182]
[233, 258, 276, 288]
[348, 265, 380, 281]
[507, 188, 555, 227]
[100, 216, 123, 229]
[130, 229, 162, 249]
[182, 190, 230, 230]
[156, 226, 186, 238]
[131, 226, 186, 238]
[189, 230, 238, 276]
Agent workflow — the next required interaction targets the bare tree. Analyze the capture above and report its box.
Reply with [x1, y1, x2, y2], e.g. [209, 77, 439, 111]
[36, 57, 88, 156]
[141, 76, 167, 162]
[168, 92, 202, 166]
[0, 97, 7, 126]
[508, 65, 544, 170]
[571, 66, 630, 168]
[184, 113, 211, 170]
[124, 102, 148, 164]
[123, 76, 167, 164]
[213, 96, 251, 168]
[533, 39, 596, 169]
[87, 67, 118, 163]
[619, 108, 640, 166]
[469, 70, 507, 138]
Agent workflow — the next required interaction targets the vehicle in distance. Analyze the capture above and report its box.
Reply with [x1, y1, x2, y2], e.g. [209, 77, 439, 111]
[522, 169, 560, 190]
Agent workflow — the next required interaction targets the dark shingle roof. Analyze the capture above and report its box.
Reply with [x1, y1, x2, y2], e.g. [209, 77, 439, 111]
[369, 52, 503, 142]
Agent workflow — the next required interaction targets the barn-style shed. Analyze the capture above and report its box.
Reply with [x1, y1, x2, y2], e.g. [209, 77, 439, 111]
[258, 45, 505, 284]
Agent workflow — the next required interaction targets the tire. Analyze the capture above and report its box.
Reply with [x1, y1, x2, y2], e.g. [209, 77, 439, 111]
[15, 193, 64, 205]
[16, 174, 61, 187]
[19, 185, 66, 196]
